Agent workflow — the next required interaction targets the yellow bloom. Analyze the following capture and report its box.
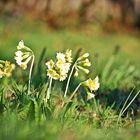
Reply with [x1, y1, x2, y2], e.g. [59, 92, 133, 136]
[87, 92, 95, 100]
[77, 66, 89, 74]
[65, 49, 72, 63]
[56, 52, 66, 62]
[83, 59, 91, 67]
[46, 50, 72, 81]
[74, 52, 91, 77]
[3, 61, 15, 77]
[20, 63, 27, 70]
[56, 59, 65, 69]
[46, 60, 55, 69]
[82, 53, 89, 58]
[47, 69, 59, 80]
[59, 73, 67, 81]
[17, 40, 25, 50]
[74, 71, 79, 77]
[0, 60, 15, 78]
[84, 76, 100, 92]
[77, 53, 89, 61]
[0, 69, 4, 78]
[15, 51, 22, 65]
[19, 56, 32, 70]
[15, 41, 33, 70]
[15, 51, 23, 57]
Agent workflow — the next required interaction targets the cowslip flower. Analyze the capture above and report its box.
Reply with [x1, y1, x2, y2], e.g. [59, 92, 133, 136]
[45, 50, 72, 100]
[74, 53, 91, 77]
[64, 52, 91, 97]
[47, 69, 59, 80]
[67, 76, 100, 101]
[83, 76, 100, 100]
[0, 60, 15, 78]
[17, 40, 32, 51]
[84, 77, 100, 92]
[46, 49, 72, 81]
[87, 92, 95, 100]
[65, 49, 72, 63]
[56, 52, 66, 62]
[15, 40, 33, 70]
[17, 40, 25, 49]
[14, 40, 35, 95]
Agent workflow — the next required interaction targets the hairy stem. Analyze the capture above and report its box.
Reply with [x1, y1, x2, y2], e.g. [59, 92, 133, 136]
[46, 77, 53, 100]
[62, 82, 82, 108]
[68, 82, 82, 101]
[28, 55, 35, 95]
[64, 63, 76, 97]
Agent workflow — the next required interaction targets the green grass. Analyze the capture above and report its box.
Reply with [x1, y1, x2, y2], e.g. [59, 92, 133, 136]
[0, 16, 140, 68]
[0, 16, 140, 140]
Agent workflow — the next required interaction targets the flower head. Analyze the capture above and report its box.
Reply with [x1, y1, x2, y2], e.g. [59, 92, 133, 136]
[65, 49, 72, 63]
[47, 69, 59, 80]
[46, 50, 73, 81]
[74, 52, 91, 77]
[46, 59, 55, 69]
[0, 60, 15, 78]
[17, 40, 25, 50]
[15, 41, 33, 70]
[84, 76, 100, 92]
[77, 53, 89, 61]
[87, 92, 95, 100]
[56, 53, 65, 62]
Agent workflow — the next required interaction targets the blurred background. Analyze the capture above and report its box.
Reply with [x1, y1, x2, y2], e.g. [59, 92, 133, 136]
[0, 0, 140, 68]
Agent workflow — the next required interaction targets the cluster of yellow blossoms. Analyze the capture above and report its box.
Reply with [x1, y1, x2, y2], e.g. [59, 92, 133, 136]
[14, 40, 34, 70]
[46, 50, 72, 81]
[74, 53, 91, 77]
[0, 60, 15, 78]
[46, 48, 100, 100]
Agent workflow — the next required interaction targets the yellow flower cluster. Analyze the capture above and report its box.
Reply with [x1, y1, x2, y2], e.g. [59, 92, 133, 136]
[15, 40, 33, 70]
[46, 50, 72, 81]
[74, 53, 91, 77]
[83, 76, 100, 100]
[0, 60, 15, 78]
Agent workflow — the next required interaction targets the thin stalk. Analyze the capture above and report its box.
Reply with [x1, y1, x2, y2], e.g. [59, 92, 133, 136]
[121, 90, 140, 116]
[117, 87, 135, 124]
[93, 97, 98, 113]
[69, 82, 82, 101]
[62, 82, 82, 107]
[27, 55, 35, 95]
[46, 77, 53, 100]
[64, 63, 76, 97]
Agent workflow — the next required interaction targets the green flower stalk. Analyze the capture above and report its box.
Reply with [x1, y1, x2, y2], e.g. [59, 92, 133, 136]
[28, 54, 35, 94]
[45, 50, 72, 100]
[64, 53, 91, 97]
[64, 62, 76, 97]
[15, 40, 35, 94]
[68, 76, 100, 101]
[46, 77, 53, 101]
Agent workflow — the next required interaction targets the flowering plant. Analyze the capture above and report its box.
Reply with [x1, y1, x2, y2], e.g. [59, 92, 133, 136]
[83, 76, 100, 100]
[45, 50, 72, 99]
[45, 49, 100, 102]
[15, 40, 35, 94]
[1, 40, 100, 104]
[46, 49, 72, 81]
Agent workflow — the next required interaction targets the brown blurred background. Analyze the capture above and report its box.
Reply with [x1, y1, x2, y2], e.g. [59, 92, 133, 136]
[1, 0, 140, 29]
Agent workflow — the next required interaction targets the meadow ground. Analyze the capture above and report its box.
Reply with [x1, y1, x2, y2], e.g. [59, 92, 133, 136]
[0, 16, 140, 140]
